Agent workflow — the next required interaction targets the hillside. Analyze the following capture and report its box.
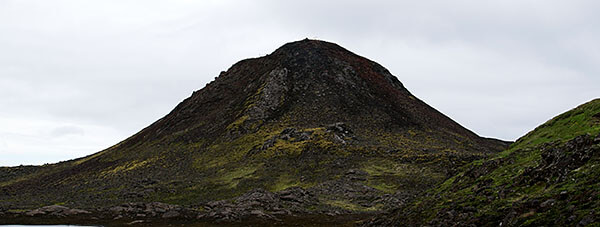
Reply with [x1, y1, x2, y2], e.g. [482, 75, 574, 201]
[0, 39, 507, 224]
[368, 99, 600, 226]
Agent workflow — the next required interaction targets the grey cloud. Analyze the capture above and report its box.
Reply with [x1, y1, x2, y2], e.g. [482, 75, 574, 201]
[50, 126, 85, 137]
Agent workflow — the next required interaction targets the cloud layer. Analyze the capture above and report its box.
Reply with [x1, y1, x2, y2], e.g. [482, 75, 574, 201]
[1, 0, 599, 166]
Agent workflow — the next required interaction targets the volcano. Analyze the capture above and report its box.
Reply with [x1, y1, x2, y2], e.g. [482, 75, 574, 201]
[0, 39, 508, 223]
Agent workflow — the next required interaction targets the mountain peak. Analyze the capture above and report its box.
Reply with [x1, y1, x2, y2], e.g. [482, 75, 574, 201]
[272, 39, 362, 60]
[126, 39, 503, 149]
[1, 40, 509, 218]
[273, 38, 343, 53]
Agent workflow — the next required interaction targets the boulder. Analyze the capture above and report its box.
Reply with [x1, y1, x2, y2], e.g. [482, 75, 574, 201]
[539, 199, 556, 209]
[326, 122, 355, 144]
[62, 208, 91, 216]
[162, 211, 181, 218]
[326, 122, 352, 134]
[106, 202, 182, 219]
[40, 205, 69, 213]
[277, 186, 312, 204]
[345, 169, 368, 181]
[25, 205, 91, 217]
[579, 215, 595, 226]
[127, 220, 146, 225]
[25, 209, 46, 217]
[249, 209, 275, 219]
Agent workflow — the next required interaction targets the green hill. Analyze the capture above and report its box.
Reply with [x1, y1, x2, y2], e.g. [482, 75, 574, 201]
[371, 99, 600, 226]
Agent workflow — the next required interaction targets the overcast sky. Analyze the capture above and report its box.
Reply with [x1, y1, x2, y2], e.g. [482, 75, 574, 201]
[1, 0, 599, 166]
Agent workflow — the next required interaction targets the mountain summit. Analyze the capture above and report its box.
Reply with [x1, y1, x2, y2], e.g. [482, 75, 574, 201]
[1, 39, 508, 222]
[127, 39, 501, 151]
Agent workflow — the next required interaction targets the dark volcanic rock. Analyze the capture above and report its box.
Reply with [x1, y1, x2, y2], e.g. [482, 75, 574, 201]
[196, 180, 408, 223]
[24, 205, 91, 217]
[199, 188, 303, 222]
[519, 134, 597, 185]
[278, 187, 313, 204]
[0, 39, 510, 225]
[104, 202, 188, 219]
[345, 169, 368, 181]
[161, 210, 181, 218]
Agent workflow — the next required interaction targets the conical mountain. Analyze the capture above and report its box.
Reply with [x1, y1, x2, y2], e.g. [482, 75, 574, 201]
[0, 39, 508, 213]
[129, 39, 491, 146]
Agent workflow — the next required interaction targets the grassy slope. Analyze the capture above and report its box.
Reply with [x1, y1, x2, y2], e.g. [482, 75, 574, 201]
[511, 98, 600, 151]
[0, 119, 475, 211]
[389, 99, 600, 226]
[0, 112, 496, 212]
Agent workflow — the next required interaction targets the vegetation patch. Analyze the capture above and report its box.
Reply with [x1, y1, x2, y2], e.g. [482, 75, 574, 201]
[362, 158, 445, 193]
[324, 200, 380, 212]
[270, 174, 301, 192]
[214, 165, 259, 188]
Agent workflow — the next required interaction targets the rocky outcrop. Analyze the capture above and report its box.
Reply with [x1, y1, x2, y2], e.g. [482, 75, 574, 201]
[198, 179, 413, 223]
[260, 128, 313, 149]
[326, 122, 356, 144]
[106, 202, 188, 219]
[519, 134, 599, 185]
[199, 186, 325, 222]
[25, 205, 91, 217]
[247, 68, 290, 120]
